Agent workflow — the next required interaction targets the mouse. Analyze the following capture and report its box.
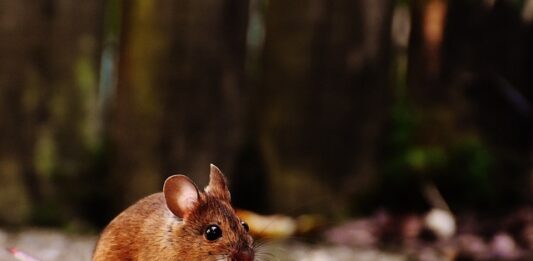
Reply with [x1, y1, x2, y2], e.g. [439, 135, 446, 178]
[93, 164, 255, 261]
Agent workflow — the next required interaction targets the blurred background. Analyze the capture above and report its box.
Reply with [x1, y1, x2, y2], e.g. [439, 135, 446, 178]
[0, 0, 532, 259]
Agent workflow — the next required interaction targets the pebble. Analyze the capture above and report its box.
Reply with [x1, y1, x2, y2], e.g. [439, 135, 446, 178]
[491, 232, 519, 259]
[1, 228, 531, 261]
[1, 229, 96, 261]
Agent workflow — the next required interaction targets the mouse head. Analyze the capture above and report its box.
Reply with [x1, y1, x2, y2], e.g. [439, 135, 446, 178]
[164, 164, 254, 261]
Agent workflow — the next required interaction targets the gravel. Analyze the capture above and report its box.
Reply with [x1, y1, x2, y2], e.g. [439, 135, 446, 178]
[0, 229, 96, 261]
[0, 229, 409, 261]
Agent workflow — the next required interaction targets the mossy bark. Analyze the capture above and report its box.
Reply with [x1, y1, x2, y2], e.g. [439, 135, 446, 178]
[258, 0, 392, 217]
[0, 0, 104, 226]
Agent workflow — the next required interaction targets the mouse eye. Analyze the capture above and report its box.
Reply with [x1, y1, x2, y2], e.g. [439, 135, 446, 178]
[241, 221, 249, 232]
[205, 224, 222, 241]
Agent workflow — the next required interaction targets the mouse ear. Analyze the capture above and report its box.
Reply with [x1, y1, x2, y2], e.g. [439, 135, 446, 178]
[205, 164, 231, 202]
[164, 175, 200, 218]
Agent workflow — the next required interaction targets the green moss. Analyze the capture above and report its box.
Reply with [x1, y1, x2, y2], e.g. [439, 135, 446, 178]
[75, 35, 100, 151]
[0, 159, 31, 225]
[34, 128, 57, 179]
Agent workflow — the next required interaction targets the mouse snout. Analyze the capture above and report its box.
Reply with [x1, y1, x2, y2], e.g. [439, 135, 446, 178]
[232, 248, 254, 261]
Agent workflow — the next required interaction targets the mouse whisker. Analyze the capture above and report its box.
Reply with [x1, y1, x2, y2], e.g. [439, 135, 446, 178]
[253, 242, 280, 261]
[255, 251, 279, 261]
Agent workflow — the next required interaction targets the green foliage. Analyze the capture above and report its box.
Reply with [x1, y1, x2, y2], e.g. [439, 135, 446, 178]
[441, 137, 495, 209]
[451, 138, 492, 182]
[380, 99, 496, 211]
[405, 146, 446, 173]
[389, 102, 415, 150]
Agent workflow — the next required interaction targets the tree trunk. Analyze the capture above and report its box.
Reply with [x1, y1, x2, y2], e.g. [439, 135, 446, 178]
[0, 0, 104, 225]
[110, 0, 250, 212]
[258, 0, 392, 216]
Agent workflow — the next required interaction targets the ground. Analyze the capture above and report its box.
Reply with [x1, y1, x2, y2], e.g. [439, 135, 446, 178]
[0, 229, 406, 261]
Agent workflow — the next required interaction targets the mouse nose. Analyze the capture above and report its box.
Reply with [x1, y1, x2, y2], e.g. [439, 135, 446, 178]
[232, 248, 254, 261]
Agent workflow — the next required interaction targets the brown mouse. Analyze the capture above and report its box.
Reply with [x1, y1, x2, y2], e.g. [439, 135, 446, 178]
[93, 164, 255, 261]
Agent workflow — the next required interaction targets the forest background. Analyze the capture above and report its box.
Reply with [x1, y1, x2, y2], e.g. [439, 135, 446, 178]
[0, 0, 532, 235]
